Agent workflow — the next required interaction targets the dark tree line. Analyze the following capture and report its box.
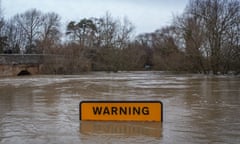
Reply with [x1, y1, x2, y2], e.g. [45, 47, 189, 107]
[0, 0, 239, 74]
[134, 0, 240, 74]
[181, 0, 240, 74]
[0, 9, 61, 54]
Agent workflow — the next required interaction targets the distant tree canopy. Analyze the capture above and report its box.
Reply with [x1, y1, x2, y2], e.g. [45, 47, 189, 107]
[184, 0, 240, 74]
[0, 9, 61, 54]
[0, 0, 239, 74]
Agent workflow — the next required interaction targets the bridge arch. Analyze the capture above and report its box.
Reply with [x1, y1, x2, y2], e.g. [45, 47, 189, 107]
[13, 65, 39, 76]
[17, 70, 31, 76]
[0, 54, 61, 76]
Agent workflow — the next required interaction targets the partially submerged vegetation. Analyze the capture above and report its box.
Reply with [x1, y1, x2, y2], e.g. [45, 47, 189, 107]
[0, 0, 239, 75]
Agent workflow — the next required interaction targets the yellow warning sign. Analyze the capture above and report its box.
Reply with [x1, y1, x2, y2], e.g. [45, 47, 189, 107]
[79, 101, 163, 122]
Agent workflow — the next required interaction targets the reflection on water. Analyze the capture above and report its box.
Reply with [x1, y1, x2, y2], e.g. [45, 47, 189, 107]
[80, 121, 162, 144]
[0, 72, 240, 144]
[80, 121, 162, 138]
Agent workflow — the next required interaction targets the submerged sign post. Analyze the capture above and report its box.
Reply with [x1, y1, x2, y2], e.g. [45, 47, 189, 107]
[79, 101, 163, 122]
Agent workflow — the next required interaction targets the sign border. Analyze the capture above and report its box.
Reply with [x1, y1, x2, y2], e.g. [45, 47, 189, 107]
[79, 100, 163, 122]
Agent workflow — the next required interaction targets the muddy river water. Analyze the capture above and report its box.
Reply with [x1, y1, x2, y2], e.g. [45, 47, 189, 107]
[0, 71, 239, 144]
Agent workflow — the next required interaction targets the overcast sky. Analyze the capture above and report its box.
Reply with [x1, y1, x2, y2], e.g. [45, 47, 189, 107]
[2, 0, 189, 34]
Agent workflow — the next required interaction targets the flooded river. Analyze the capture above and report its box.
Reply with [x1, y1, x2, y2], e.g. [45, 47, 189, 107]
[0, 71, 239, 144]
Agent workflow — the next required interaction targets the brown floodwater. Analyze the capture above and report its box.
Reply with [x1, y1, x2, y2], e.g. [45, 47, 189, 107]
[0, 71, 239, 144]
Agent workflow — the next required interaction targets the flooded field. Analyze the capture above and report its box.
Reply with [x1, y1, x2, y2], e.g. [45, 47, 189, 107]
[0, 71, 240, 144]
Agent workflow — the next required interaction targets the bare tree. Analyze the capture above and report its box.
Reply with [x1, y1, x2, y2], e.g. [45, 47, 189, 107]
[37, 12, 61, 54]
[134, 26, 185, 71]
[14, 9, 43, 53]
[174, 14, 209, 73]
[186, 0, 240, 74]
[3, 9, 61, 54]
[3, 19, 25, 53]
[94, 12, 135, 71]
[115, 17, 135, 49]
[95, 12, 118, 49]
[0, 7, 6, 53]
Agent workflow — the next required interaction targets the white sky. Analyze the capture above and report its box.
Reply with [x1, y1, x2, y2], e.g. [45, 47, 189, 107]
[2, 0, 189, 34]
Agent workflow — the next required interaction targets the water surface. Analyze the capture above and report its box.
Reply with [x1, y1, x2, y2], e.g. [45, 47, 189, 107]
[0, 72, 239, 144]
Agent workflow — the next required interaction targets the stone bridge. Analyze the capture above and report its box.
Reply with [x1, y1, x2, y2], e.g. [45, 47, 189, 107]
[0, 54, 63, 77]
